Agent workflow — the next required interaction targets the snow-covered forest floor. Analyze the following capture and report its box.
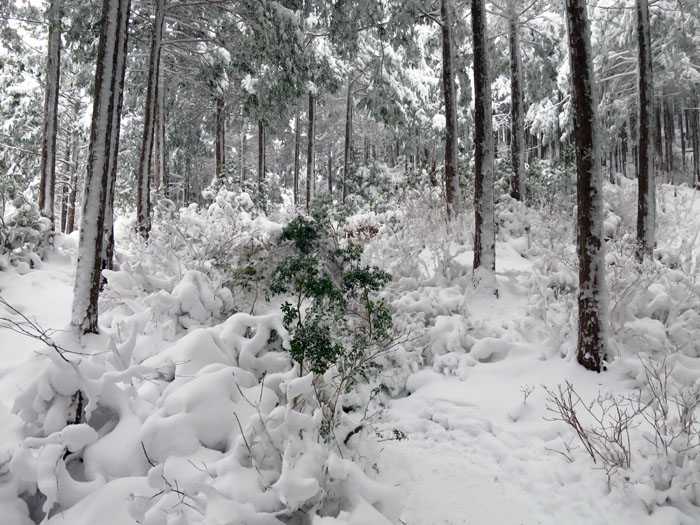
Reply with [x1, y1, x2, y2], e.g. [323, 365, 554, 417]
[2, 168, 700, 524]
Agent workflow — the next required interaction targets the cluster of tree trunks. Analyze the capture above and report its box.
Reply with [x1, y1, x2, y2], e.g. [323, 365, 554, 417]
[72, 0, 131, 334]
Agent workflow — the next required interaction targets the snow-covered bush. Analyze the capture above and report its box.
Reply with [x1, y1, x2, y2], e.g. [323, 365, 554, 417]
[0, 195, 51, 272]
[269, 215, 395, 431]
[7, 278, 398, 524]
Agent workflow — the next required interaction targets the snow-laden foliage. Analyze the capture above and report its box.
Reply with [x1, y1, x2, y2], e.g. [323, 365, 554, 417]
[1, 187, 401, 524]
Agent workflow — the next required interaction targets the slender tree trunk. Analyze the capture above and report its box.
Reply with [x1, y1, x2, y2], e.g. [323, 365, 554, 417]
[343, 78, 352, 204]
[240, 114, 246, 181]
[257, 120, 265, 181]
[441, 0, 461, 219]
[664, 95, 674, 173]
[306, 92, 315, 212]
[328, 141, 333, 194]
[637, 0, 655, 258]
[60, 144, 70, 232]
[65, 100, 80, 234]
[293, 102, 301, 206]
[680, 102, 686, 170]
[215, 95, 225, 178]
[72, 0, 130, 334]
[472, 0, 496, 289]
[565, 0, 608, 372]
[153, 62, 164, 189]
[654, 99, 663, 169]
[136, 0, 164, 236]
[508, 6, 526, 201]
[39, 0, 62, 229]
[101, 0, 130, 275]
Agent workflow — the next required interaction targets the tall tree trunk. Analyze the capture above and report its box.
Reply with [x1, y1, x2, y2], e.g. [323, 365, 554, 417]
[215, 95, 225, 178]
[472, 0, 496, 289]
[508, 5, 526, 201]
[343, 78, 352, 204]
[60, 143, 70, 233]
[663, 95, 674, 173]
[257, 120, 265, 181]
[654, 99, 663, 169]
[72, 0, 131, 334]
[680, 102, 686, 170]
[306, 92, 315, 212]
[153, 66, 166, 189]
[101, 0, 130, 275]
[239, 112, 246, 181]
[293, 102, 301, 206]
[636, 0, 655, 258]
[328, 142, 333, 194]
[39, 0, 62, 229]
[565, 0, 608, 372]
[441, 0, 461, 219]
[136, 0, 164, 236]
[65, 100, 80, 234]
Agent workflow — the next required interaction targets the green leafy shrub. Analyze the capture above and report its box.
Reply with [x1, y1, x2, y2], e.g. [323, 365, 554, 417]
[269, 214, 393, 393]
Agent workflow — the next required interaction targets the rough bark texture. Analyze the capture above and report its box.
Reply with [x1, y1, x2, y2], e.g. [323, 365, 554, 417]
[215, 95, 225, 178]
[343, 79, 352, 204]
[636, 0, 655, 258]
[72, 0, 130, 334]
[663, 95, 674, 173]
[154, 67, 166, 189]
[441, 0, 461, 219]
[306, 92, 315, 212]
[328, 142, 333, 194]
[102, 0, 130, 275]
[472, 0, 496, 287]
[65, 100, 80, 234]
[258, 120, 265, 181]
[293, 102, 301, 206]
[565, 0, 608, 372]
[508, 7, 526, 201]
[39, 0, 62, 228]
[136, 0, 164, 236]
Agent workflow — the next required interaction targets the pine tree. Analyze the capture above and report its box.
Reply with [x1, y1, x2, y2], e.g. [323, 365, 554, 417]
[472, 0, 497, 291]
[565, 0, 608, 372]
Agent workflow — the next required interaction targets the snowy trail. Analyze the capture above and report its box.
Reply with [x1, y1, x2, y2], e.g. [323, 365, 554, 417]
[374, 242, 673, 525]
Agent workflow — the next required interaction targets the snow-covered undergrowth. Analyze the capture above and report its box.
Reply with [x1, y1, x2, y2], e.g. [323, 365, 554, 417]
[361, 172, 700, 523]
[3, 168, 700, 524]
[0, 188, 399, 524]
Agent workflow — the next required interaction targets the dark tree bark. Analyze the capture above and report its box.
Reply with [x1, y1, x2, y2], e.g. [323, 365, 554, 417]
[636, 0, 655, 258]
[654, 98, 663, 168]
[154, 67, 166, 189]
[441, 0, 461, 219]
[472, 0, 496, 289]
[258, 120, 265, 181]
[136, 0, 164, 236]
[215, 95, 225, 178]
[65, 101, 80, 234]
[343, 78, 352, 204]
[72, 0, 131, 334]
[508, 5, 526, 201]
[293, 101, 301, 206]
[328, 142, 333, 194]
[565, 0, 608, 372]
[101, 0, 130, 275]
[663, 95, 674, 172]
[680, 102, 686, 170]
[306, 92, 315, 212]
[39, 0, 62, 229]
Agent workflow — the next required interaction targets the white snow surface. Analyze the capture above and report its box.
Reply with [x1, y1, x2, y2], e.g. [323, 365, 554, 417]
[1, 180, 700, 524]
